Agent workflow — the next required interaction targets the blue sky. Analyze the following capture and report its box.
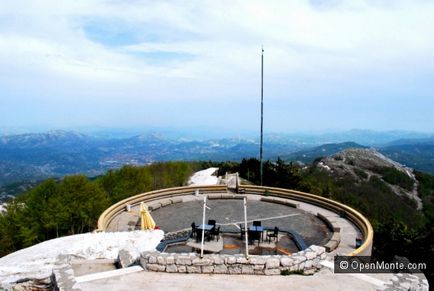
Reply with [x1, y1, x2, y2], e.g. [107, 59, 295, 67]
[1, 0, 434, 135]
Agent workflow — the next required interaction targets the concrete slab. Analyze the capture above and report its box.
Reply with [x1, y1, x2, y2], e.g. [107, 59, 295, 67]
[72, 259, 117, 277]
[150, 197, 333, 247]
[75, 267, 381, 291]
[186, 238, 224, 253]
[75, 265, 144, 284]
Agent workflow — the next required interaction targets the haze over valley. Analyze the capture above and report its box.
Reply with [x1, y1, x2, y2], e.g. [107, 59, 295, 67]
[1, 128, 433, 201]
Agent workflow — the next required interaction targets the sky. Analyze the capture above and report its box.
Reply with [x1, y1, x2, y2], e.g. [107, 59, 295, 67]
[1, 0, 434, 135]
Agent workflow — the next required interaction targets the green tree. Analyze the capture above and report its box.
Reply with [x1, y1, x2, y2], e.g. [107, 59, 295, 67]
[57, 175, 109, 234]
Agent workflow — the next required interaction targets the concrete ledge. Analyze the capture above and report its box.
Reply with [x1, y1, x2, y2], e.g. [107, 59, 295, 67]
[148, 204, 160, 211]
[324, 240, 339, 252]
[317, 213, 341, 232]
[208, 194, 222, 200]
[260, 197, 299, 208]
[220, 194, 236, 199]
[75, 266, 144, 283]
[70, 259, 117, 265]
[323, 232, 341, 252]
[170, 198, 182, 204]
[330, 232, 340, 242]
[207, 194, 245, 200]
[160, 200, 172, 207]
[51, 255, 79, 291]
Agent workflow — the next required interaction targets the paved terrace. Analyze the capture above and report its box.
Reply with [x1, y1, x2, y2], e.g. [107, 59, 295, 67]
[106, 192, 359, 255]
[75, 190, 428, 290]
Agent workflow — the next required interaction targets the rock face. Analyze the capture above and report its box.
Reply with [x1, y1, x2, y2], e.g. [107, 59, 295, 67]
[323, 149, 412, 175]
[318, 148, 421, 209]
[118, 249, 137, 268]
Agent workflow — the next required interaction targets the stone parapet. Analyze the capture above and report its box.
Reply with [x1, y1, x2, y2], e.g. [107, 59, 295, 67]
[140, 245, 326, 275]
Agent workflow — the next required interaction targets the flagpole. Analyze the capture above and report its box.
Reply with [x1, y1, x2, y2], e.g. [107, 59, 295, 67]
[260, 47, 264, 186]
[244, 197, 249, 258]
[200, 195, 207, 258]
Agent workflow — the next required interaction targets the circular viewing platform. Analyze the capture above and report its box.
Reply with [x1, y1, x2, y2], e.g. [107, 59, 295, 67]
[98, 185, 373, 257]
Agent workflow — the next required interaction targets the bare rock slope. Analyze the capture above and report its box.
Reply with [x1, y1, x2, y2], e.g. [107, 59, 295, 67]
[318, 148, 422, 209]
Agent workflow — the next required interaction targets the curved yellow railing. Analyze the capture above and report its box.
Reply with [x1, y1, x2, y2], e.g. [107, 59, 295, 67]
[97, 185, 373, 256]
[240, 185, 374, 256]
[97, 185, 227, 231]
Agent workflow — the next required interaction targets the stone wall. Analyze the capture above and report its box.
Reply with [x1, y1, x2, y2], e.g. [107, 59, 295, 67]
[140, 245, 326, 275]
[378, 273, 429, 291]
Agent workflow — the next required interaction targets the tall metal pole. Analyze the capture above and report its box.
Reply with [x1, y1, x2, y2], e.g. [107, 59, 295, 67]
[243, 197, 249, 258]
[260, 47, 264, 186]
[200, 195, 207, 258]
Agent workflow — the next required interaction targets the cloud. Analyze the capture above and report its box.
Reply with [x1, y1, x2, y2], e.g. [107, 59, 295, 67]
[1, 0, 434, 131]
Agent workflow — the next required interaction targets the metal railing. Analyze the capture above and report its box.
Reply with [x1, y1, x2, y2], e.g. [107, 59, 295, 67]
[97, 184, 373, 256]
[97, 185, 227, 231]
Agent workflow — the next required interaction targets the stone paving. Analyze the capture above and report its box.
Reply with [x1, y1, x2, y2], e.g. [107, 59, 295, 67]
[118, 194, 333, 247]
[106, 193, 360, 254]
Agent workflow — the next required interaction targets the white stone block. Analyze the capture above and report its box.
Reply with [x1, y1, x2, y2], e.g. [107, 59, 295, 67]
[157, 256, 166, 265]
[242, 265, 254, 274]
[166, 264, 177, 273]
[229, 265, 242, 274]
[212, 256, 224, 265]
[176, 255, 192, 265]
[280, 257, 293, 267]
[202, 266, 214, 273]
[177, 266, 187, 273]
[213, 264, 228, 274]
[192, 257, 212, 266]
[148, 255, 157, 264]
[186, 266, 200, 273]
[166, 256, 175, 265]
[226, 256, 236, 265]
[266, 258, 280, 269]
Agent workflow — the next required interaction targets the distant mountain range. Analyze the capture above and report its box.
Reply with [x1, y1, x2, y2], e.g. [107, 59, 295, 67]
[0, 130, 300, 189]
[283, 139, 434, 175]
[379, 140, 434, 175]
[0, 129, 433, 199]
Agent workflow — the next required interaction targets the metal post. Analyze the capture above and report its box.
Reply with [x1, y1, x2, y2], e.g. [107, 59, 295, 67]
[260, 47, 264, 186]
[244, 197, 249, 258]
[200, 195, 207, 258]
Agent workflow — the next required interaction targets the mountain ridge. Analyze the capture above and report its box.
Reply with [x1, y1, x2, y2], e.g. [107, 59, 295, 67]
[1, 130, 433, 194]
[317, 148, 421, 209]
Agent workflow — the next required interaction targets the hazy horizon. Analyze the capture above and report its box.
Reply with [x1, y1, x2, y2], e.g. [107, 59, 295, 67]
[1, 126, 433, 141]
[1, 1, 434, 133]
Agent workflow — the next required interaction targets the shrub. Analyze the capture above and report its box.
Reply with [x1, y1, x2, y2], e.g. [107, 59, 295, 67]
[281, 269, 305, 276]
[371, 166, 414, 191]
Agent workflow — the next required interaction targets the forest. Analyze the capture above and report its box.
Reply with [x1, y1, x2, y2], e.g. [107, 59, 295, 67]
[0, 161, 198, 256]
[0, 158, 432, 282]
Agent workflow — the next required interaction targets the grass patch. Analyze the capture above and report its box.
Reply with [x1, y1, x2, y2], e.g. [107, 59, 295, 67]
[281, 269, 305, 276]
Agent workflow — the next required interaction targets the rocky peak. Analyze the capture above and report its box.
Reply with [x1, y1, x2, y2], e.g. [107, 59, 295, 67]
[318, 148, 421, 209]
